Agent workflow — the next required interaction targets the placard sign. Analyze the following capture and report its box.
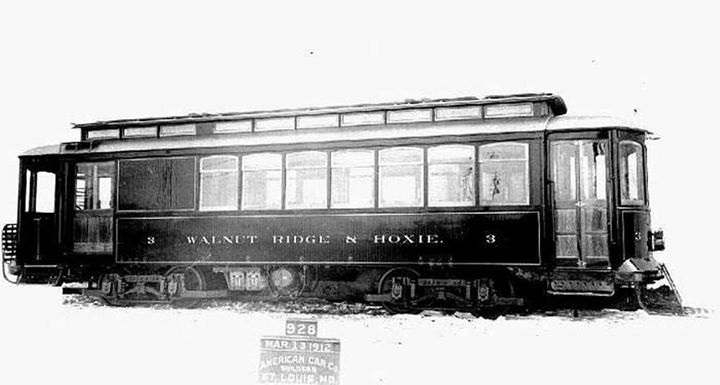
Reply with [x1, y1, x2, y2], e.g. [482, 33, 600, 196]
[285, 318, 318, 337]
[259, 319, 340, 384]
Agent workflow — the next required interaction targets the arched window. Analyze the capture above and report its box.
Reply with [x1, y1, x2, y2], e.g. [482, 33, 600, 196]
[285, 151, 328, 209]
[241, 153, 282, 210]
[379, 147, 424, 207]
[478, 142, 529, 205]
[619, 141, 645, 205]
[428, 145, 475, 206]
[331, 150, 375, 208]
[200, 155, 238, 211]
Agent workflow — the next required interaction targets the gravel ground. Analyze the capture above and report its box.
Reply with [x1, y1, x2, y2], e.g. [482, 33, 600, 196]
[1, 284, 717, 385]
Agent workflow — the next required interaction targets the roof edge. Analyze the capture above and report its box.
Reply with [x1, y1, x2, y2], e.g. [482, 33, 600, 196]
[73, 93, 567, 130]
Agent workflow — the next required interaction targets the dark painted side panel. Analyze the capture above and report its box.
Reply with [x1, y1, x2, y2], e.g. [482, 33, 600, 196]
[118, 158, 195, 211]
[116, 212, 541, 265]
[622, 210, 649, 259]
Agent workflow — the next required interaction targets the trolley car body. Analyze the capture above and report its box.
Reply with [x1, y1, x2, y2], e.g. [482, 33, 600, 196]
[2, 93, 668, 310]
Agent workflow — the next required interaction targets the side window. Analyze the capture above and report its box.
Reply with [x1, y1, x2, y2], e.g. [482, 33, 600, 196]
[286, 151, 328, 209]
[428, 145, 475, 206]
[200, 155, 238, 211]
[118, 158, 195, 211]
[620, 141, 646, 205]
[331, 150, 375, 208]
[241, 153, 282, 210]
[75, 162, 115, 211]
[478, 142, 529, 205]
[379, 147, 424, 207]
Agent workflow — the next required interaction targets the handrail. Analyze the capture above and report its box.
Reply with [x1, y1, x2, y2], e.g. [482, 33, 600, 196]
[659, 263, 683, 307]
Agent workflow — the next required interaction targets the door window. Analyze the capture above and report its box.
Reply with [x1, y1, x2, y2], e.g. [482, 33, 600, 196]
[24, 170, 56, 213]
[35, 172, 56, 213]
[580, 142, 607, 201]
[552, 140, 609, 268]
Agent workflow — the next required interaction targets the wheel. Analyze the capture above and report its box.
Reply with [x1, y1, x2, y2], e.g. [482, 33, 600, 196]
[165, 265, 206, 307]
[267, 266, 307, 298]
[96, 267, 131, 306]
[471, 275, 516, 319]
[97, 273, 120, 306]
[471, 308, 504, 320]
[377, 267, 422, 315]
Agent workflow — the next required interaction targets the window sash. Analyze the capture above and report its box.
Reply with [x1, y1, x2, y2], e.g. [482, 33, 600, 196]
[35, 172, 56, 213]
[242, 153, 282, 171]
[479, 143, 528, 162]
[379, 164, 424, 208]
[285, 152, 328, 209]
[200, 156, 239, 211]
[241, 170, 282, 210]
[428, 163, 475, 206]
[201, 155, 238, 172]
[620, 141, 645, 205]
[379, 147, 424, 165]
[107, 141, 537, 212]
[428, 145, 475, 206]
[478, 142, 529, 205]
[75, 162, 115, 211]
[331, 165, 375, 208]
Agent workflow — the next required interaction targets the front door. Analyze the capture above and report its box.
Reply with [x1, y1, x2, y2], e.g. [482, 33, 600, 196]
[19, 161, 59, 264]
[551, 140, 610, 269]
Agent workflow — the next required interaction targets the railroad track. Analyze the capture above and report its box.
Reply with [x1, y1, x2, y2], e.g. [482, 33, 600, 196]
[62, 294, 711, 319]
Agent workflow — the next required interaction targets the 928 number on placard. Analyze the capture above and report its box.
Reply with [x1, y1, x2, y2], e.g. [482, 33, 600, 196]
[285, 319, 317, 337]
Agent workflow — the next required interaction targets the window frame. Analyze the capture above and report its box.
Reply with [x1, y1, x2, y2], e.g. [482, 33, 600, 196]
[105, 138, 540, 213]
[330, 149, 376, 209]
[284, 151, 329, 210]
[477, 141, 530, 206]
[33, 171, 57, 214]
[378, 146, 425, 208]
[241, 152, 283, 211]
[427, 144, 476, 207]
[74, 161, 116, 212]
[199, 155, 239, 212]
[619, 140, 647, 206]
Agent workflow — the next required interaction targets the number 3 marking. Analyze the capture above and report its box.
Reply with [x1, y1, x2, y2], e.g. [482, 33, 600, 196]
[485, 234, 496, 244]
[147, 236, 155, 245]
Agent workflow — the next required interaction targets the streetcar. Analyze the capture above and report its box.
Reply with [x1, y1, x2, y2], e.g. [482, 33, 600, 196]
[1, 93, 680, 313]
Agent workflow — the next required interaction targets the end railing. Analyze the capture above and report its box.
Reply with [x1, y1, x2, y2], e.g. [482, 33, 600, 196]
[2, 223, 20, 284]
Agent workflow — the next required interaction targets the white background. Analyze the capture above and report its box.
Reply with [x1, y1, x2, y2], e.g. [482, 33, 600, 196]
[1, 1, 718, 384]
